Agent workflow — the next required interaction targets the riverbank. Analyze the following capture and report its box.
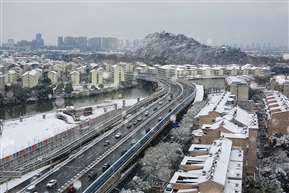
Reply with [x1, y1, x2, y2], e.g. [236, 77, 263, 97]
[0, 83, 152, 120]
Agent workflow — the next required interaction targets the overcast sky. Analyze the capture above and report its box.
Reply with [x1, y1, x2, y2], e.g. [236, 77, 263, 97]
[1, 0, 288, 47]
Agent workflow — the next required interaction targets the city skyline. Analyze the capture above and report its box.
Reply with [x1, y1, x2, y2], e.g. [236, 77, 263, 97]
[1, 0, 288, 47]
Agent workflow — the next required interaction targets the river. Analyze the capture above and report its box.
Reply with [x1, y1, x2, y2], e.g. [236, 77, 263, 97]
[0, 86, 153, 120]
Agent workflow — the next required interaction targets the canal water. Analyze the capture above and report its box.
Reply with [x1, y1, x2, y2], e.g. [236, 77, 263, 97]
[0, 87, 152, 120]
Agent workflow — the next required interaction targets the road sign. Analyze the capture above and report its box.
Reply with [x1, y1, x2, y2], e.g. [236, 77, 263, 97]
[172, 122, 179, 128]
[0, 171, 22, 178]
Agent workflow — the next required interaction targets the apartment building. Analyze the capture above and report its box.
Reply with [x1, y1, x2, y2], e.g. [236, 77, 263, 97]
[47, 71, 59, 85]
[90, 68, 103, 86]
[264, 90, 289, 136]
[4, 70, 17, 84]
[225, 76, 249, 104]
[70, 71, 80, 85]
[111, 65, 125, 86]
[22, 69, 42, 88]
[169, 137, 243, 193]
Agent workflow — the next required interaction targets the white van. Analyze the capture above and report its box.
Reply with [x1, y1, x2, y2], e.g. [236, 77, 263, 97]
[26, 185, 36, 192]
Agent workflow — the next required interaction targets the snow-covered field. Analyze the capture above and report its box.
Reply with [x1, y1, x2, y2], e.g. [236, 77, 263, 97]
[1, 98, 141, 158]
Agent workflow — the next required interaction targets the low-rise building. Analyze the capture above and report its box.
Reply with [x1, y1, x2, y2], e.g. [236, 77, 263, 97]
[264, 90, 289, 136]
[225, 76, 249, 104]
[169, 137, 243, 193]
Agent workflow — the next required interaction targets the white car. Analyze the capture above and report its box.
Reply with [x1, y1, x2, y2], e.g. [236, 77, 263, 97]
[46, 179, 57, 188]
[137, 117, 142, 121]
[115, 133, 122, 138]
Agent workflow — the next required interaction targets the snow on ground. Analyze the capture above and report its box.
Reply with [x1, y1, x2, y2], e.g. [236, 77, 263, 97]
[1, 98, 141, 158]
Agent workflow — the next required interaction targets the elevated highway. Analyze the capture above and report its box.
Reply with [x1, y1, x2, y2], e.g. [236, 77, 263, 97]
[18, 77, 195, 193]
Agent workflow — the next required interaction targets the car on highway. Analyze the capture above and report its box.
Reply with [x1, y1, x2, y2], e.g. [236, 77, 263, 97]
[46, 179, 57, 188]
[132, 120, 138, 125]
[153, 107, 158, 111]
[115, 133, 122, 138]
[103, 140, 110, 146]
[158, 117, 163, 122]
[121, 150, 128, 156]
[146, 128, 151, 133]
[67, 185, 76, 193]
[102, 163, 111, 172]
[144, 111, 149, 116]
[88, 171, 98, 180]
[127, 123, 132, 128]
[26, 185, 36, 192]
[137, 117, 142, 121]
[159, 101, 163, 105]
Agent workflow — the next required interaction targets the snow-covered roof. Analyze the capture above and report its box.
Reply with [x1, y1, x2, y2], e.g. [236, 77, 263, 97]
[170, 171, 200, 185]
[48, 70, 57, 75]
[70, 71, 80, 75]
[180, 156, 207, 167]
[189, 144, 212, 153]
[198, 137, 232, 186]
[89, 63, 98, 68]
[22, 69, 39, 77]
[192, 129, 204, 136]
[195, 92, 233, 118]
[202, 119, 242, 134]
[264, 90, 289, 114]
[223, 179, 242, 193]
[225, 76, 247, 85]
[8, 69, 16, 74]
[223, 106, 258, 129]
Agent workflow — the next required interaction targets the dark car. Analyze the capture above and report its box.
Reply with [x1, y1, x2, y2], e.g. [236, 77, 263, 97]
[102, 163, 110, 172]
[146, 128, 151, 133]
[88, 171, 98, 180]
[121, 150, 128, 156]
[127, 123, 132, 128]
[67, 185, 76, 193]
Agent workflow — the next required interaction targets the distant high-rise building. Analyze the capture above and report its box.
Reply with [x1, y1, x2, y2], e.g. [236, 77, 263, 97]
[36, 33, 42, 41]
[58, 36, 63, 47]
[35, 33, 44, 48]
[7, 39, 14, 47]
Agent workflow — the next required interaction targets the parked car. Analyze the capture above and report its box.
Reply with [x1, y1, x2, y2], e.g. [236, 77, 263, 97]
[102, 163, 110, 172]
[103, 140, 110, 146]
[115, 133, 122, 138]
[46, 179, 57, 188]
[88, 171, 98, 180]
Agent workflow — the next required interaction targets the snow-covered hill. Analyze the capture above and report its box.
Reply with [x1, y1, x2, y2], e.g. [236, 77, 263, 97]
[128, 32, 251, 65]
